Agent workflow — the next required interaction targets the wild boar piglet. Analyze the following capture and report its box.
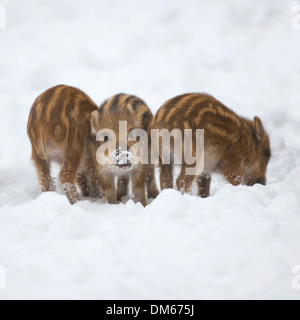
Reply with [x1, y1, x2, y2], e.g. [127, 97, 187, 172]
[27, 85, 102, 204]
[90, 94, 159, 206]
[151, 93, 271, 197]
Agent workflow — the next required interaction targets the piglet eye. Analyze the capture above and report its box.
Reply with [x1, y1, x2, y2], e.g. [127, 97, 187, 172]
[264, 149, 271, 160]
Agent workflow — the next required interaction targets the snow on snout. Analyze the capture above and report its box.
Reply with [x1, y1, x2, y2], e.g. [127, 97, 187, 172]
[111, 148, 134, 165]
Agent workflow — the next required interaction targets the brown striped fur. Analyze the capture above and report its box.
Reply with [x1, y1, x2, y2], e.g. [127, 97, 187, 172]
[90, 94, 159, 207]
[152, 93, 271, 196]
[27, 85, 102, 204]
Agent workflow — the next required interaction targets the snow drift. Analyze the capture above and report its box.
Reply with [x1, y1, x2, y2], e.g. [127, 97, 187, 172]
[0, 0, 300, 299]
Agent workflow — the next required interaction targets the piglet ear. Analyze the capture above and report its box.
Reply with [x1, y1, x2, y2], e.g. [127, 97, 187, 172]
[90, 110, 100, 136]
[253, 116, 264, 141]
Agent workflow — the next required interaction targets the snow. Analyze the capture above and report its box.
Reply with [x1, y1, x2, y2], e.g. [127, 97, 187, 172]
[0, 0, 300, 300]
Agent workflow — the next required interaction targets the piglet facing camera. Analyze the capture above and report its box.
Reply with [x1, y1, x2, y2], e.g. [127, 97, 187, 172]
[90, 94, 159, 207]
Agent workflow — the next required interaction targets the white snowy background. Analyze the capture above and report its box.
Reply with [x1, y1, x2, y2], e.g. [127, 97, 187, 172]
[0, 0, 300, 299]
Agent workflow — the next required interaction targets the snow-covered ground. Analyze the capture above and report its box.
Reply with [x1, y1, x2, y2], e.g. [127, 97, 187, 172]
[1, 0, 300, 300]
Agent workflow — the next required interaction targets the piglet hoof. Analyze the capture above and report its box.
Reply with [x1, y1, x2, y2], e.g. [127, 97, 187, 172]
[67, 193, 80, 205]
[107, 198, 118, 205]
[139, 199, 147, 207]
[148, 186, 159, 199]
